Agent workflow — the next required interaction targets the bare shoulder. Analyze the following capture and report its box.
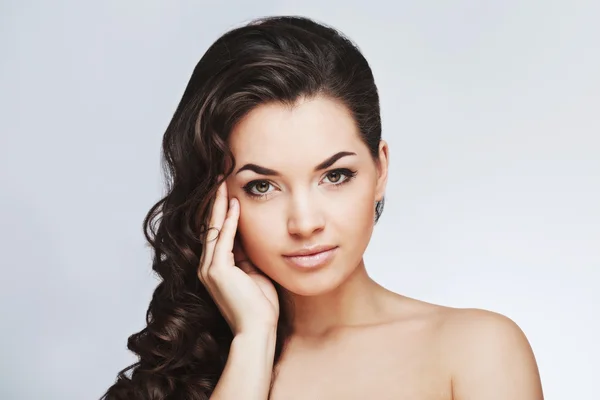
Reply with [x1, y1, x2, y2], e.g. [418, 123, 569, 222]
[379, 295, 543, 399]
[437, 307, 544, 400]
[438, 307, 530, 345]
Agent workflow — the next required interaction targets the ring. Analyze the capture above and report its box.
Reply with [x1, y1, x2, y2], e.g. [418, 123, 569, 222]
[203, 226, 221, 243]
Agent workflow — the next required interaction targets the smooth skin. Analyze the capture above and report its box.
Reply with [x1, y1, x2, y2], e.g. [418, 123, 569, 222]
[199, 95, 544, 400]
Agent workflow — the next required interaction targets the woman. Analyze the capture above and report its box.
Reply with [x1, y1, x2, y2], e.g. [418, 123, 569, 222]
[103, 16, 543, 400]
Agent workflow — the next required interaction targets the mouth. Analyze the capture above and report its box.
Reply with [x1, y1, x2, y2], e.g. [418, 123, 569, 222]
[282, 245, 338, 269]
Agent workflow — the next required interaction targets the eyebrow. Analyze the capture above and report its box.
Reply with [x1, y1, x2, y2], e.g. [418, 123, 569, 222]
[235, 151, 357, 176]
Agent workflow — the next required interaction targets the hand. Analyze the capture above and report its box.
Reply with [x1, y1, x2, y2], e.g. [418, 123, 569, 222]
[197, 180, 279, 336]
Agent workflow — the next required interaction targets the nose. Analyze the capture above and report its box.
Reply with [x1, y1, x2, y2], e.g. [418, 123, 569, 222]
[286, 192, 325, 238]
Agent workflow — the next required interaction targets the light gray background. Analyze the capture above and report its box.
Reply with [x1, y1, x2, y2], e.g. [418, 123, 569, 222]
[1, 1, 598, 399]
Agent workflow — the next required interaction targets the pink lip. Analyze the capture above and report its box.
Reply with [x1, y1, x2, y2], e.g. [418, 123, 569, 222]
[283, 246, 338, 269]
[284, 245, 337, 257]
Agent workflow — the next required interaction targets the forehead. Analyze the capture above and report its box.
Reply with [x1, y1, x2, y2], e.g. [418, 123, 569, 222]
[228, 96, 366, 167]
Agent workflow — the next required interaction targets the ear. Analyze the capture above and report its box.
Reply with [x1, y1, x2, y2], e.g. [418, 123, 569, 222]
[374, 140, 389, 202]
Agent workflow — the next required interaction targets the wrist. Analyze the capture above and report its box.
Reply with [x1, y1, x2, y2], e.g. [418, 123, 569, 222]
[235, 324, 278, 341]
[231, 326, 277, 371]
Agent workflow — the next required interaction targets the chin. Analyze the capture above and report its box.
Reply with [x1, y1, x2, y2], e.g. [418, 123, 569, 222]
[280, 281, 340, 297]
[270, 264, 351, 297]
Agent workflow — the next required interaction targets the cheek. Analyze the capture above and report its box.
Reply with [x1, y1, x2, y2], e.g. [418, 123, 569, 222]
[236, 205, 281, 269]
[332, 183, 376, 235]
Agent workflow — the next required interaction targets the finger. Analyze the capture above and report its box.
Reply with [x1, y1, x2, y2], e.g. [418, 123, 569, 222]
[200, 181, 228, 276]
[201, 182, 227, 269]
[233, 238, 257, 274]
[211, 197, 240, 270]
[232, 235, 245, 263]
[198, 193, 216, 269]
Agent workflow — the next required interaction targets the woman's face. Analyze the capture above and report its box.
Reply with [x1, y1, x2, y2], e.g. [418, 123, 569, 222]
[227, 95, 388, 296]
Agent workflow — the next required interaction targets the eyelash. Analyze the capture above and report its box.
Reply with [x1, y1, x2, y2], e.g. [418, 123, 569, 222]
[242, 168, 358, 199]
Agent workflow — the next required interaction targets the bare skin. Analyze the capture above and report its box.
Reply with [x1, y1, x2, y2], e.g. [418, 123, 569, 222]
[204, 95, 543, 399]
[270, 275, 543, 399]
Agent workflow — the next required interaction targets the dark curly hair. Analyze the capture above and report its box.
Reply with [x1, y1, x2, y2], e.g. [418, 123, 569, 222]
[102, 15, 384, 400]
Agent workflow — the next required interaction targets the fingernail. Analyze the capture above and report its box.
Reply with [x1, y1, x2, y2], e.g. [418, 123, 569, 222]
[230, 198, 237, 209]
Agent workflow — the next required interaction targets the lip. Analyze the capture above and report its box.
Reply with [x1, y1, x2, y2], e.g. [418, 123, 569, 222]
[282, 246, 338, 269]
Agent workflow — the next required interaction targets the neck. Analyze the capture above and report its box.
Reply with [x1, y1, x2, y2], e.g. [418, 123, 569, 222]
[282, 260, 392, 338]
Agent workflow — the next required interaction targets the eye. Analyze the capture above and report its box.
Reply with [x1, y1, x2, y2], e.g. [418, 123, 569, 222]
[243, 180, 276, 198]
[325, 171, 343, 183]
[254, 181, 271, 193]
[321, 168, 357, 185]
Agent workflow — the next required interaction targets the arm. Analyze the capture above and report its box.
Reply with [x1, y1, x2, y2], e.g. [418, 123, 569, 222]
[210, 327, 277, 400]
[449, 309, 544, 400]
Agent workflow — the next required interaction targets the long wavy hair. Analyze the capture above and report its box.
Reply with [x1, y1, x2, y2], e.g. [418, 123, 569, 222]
[102, 15, 384, 400]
